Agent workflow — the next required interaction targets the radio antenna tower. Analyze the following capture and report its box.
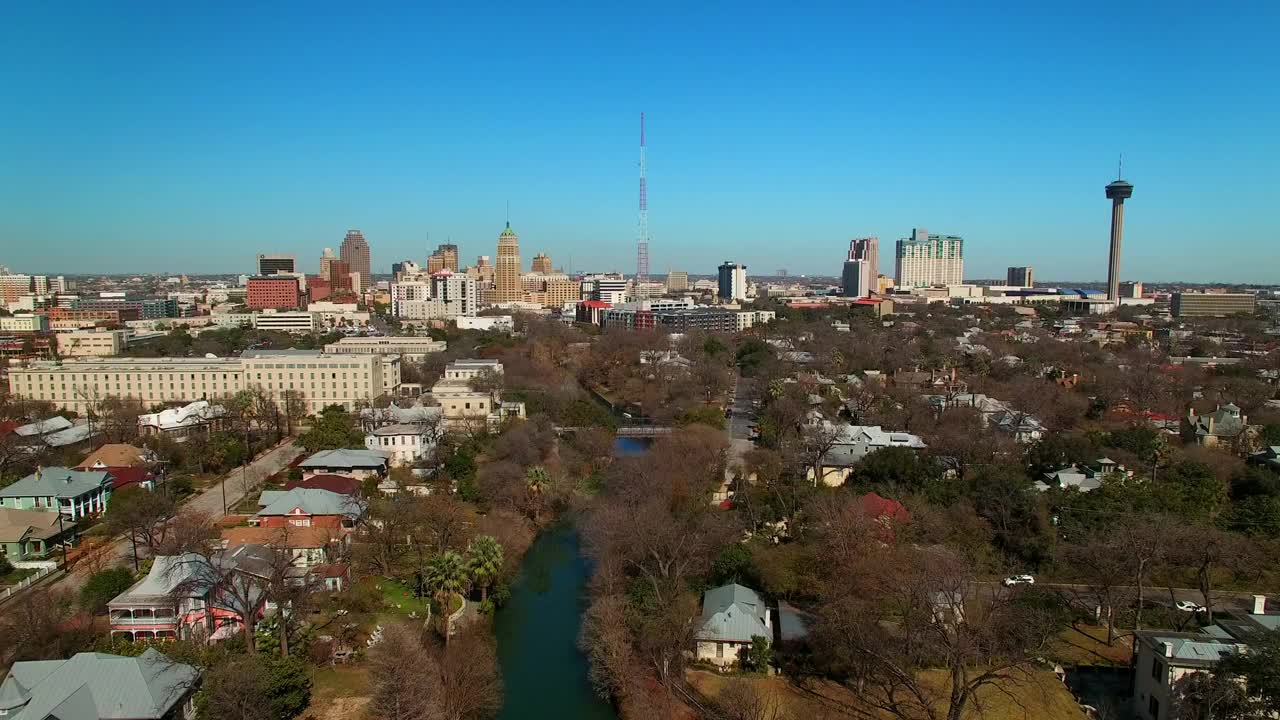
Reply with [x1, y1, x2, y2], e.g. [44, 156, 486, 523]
[636, 112, 650, 284]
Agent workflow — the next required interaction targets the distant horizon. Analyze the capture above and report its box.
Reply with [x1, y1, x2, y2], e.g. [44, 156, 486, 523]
[3, 4, 1278, 282]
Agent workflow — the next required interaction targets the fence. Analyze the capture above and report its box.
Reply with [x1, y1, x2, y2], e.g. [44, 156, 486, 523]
[0, 566, 58, 603]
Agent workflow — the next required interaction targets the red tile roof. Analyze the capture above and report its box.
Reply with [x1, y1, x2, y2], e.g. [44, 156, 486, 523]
[285, 474, 362, 495]
[96, 466, 155, 490]
[859, 492, 911, 524]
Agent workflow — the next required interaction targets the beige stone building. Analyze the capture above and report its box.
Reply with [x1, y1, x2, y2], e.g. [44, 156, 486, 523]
[55, 329, 129, 357]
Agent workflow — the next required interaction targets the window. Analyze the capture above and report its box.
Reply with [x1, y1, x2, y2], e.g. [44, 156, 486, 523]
[1148, 696, 1159, 719]
[1151, 658, 1164, 684]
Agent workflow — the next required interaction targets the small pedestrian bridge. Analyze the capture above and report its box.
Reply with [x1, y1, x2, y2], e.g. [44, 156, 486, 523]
[556, 426, 674, 438]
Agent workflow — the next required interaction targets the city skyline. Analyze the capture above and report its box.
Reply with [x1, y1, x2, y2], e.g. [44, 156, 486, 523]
[3, 4, 1278, 282]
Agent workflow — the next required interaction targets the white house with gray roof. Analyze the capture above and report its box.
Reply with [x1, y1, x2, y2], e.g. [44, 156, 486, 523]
[694, 583, 773, 666]
[297, 448, 389, 479]
[0, 649, 198, 720]
[0, 468, 113, 520]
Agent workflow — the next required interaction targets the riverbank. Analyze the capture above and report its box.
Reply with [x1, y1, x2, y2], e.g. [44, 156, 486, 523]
[493, 522, 617, 720]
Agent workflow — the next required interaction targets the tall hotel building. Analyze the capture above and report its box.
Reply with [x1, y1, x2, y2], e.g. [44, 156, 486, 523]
[894, 228, 964, 288]
[493, 223, 523, 303]
[340, 230, 372, 290]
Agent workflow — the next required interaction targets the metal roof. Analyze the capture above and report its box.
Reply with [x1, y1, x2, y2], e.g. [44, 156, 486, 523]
[695, 583, 770, 643]
[0, 649, 197, 719]
[0, 468, 111, 500]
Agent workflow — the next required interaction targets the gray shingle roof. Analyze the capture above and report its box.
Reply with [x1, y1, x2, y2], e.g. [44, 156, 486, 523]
[0, 649, 198, 719]
[298, 448, 389, 470]
[696, 583, 771, 643]
[13, 416, 73, 437]
[0, 468, 111, 500]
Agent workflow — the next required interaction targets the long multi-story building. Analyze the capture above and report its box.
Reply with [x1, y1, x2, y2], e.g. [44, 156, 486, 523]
[894, 229, 964, 288]
[583, 274, 628, 305]
[717, 262, 747, 302]
[324, 336, 447, 360]
[340, 229, 372, 290]
[55, 329, 130, 357]
[1171, 292, 1257, 318]
[252, 311, 317, 333]
[8, 350, 387, 414]
[0, 314, 50, 333]
[391, 271, 478, 319]
[0, 274, 34, 304]
[493, 223, 523, 303]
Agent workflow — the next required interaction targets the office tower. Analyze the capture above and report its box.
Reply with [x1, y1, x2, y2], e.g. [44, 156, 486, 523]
[717, 262, 748, 302]
[246, 276, 303, 310]
[848, 237, 879, 281]
[1119, 281, 1143, 299]
[31, 275, 49, 295]
[435, 243, 460, 272]
[666, 270, 689, 293]
[426, 254, 446, 274]
[494, 222, 522, 303]
[327, 259, 353, 294]
[340, 230, 371, 289]
[257, 254, 296, 275]
[841, 259, 871, 298]
[531, 253, 553, 274]
[585, 273, 628, 304]
[319, 248, 336, 280]
[1006, 266, 1034, 287]
[894, 229, 964, 288]
[431, 271, 479, 317]
[1105, 176, 1134, 302]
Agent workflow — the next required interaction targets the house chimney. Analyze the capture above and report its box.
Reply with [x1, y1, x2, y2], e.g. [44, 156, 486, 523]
[1253, 595, 1267, 615]
[1162, 641, 1174, 658]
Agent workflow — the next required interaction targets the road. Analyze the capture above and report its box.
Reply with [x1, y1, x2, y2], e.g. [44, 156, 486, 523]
[982, 580, 1270, 615]
[48, 438, 304, 594]
[722, 375, 757, 490]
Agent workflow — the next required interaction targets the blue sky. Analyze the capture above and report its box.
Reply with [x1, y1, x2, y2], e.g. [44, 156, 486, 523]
[2, 2, 1277, 282]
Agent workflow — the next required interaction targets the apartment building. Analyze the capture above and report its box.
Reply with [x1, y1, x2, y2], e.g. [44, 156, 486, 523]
[895, 228, 964, 287]
[245, 276, 303, 310]
[8, 351, 386, 414]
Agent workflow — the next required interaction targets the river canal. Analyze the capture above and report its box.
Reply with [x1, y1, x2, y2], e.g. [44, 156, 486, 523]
[492, 438, 649, 718]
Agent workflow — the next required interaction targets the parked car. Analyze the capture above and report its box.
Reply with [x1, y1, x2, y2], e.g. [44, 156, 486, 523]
[1002, 574, 1035, 587]
[1175, 600, 1205, 613]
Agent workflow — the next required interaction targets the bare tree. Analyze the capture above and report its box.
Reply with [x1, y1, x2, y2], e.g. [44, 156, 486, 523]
[369, 623, 440, 720]
[1064, 535, 1132, 646]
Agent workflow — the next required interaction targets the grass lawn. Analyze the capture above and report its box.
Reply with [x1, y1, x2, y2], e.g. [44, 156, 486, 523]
[0, 567, 39, 587]
[377, 578, 431, 616]
[1048, 623, 1134, 667]
[308, 666, 370, 720]
[689, 667, 1089, 720]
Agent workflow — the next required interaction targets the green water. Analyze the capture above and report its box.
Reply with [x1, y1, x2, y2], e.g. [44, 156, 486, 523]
[493, 522, 618, 720]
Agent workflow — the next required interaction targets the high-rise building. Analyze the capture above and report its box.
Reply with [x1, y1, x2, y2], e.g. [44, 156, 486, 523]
[717, 262, 748, 302]
[257, 254, 296, 276]
[0, 274, 33, 304]
[841, 259, 871, 299]
[848, 237, 879, 281]
[392, 261, 420, 282]
[493, 223, 522, 303]
[1105, 177, 1134, 302]
[435, 244, 460, 272]
[319, 248, 336, 280]
[246, 276, 303, 310]
[531, 253, 553, 275]
[1119, 281, 1143, 299]
[426, 254, 446, 274]
[666, 271, 689, 293]
[340, 230, 372, 290]
[894, 229, 964, 288]
[1006, 266, 1034, 287]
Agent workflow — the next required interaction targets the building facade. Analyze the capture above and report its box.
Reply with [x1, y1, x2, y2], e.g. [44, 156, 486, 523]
[666, 270, 689, 293]
[340, 229, 372, 290]
[55, 329, 128, 357]
[894, 229, 964, 287]
[494, 223, 523, 303]
[849, 237, 879, 281]
[1006, 266, 1034, 287]
[257, 254, 296, 275]
[323, 336, 447, 360]
[531, 253, 553, 274]
[1171, 292, 1256, 318]
[245, 276, 302, 310]
[841, 259, 871, 298]
[717, 262, 748, 302]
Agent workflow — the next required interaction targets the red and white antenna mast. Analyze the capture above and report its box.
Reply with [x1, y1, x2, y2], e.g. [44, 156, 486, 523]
[636, 112, 650, 284]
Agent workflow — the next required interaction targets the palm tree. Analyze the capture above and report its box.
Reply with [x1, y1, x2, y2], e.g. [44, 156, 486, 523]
[425, 550, 469, 645]
[525, 466, 550, 522]
[467, 536, 504, 602]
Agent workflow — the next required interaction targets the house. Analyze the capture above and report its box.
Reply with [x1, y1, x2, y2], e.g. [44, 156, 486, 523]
[306, 563, 351, 592]
[297, 448, 389, 480]
[1035, 458, 1132, 493]
[1248, 446, 1280, 472]
[76, 444, 159, 493]
[0, 508, 77, 567]
[77, 443, 154, 469]
[0, 649, 199, 720]
[364, 424, 433, 466]
[108, 549, 275, 643]
[220, 525, 348, 568]
[428, 359, 527, 430]
[0, 468, 113, 520]
[925, 392, 1045, 443]
[1132, 595, 1278, 720]
[693, 583, 773, 667]
[1184, 403, 1249, 448]
[138, 400, 226, 438]
[804, 422, 927, 487]
[251, 488, 364, 529]
[284, 474, 362, 496]
[359, 403, 444, 432]
[12, 416, 73, 442]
